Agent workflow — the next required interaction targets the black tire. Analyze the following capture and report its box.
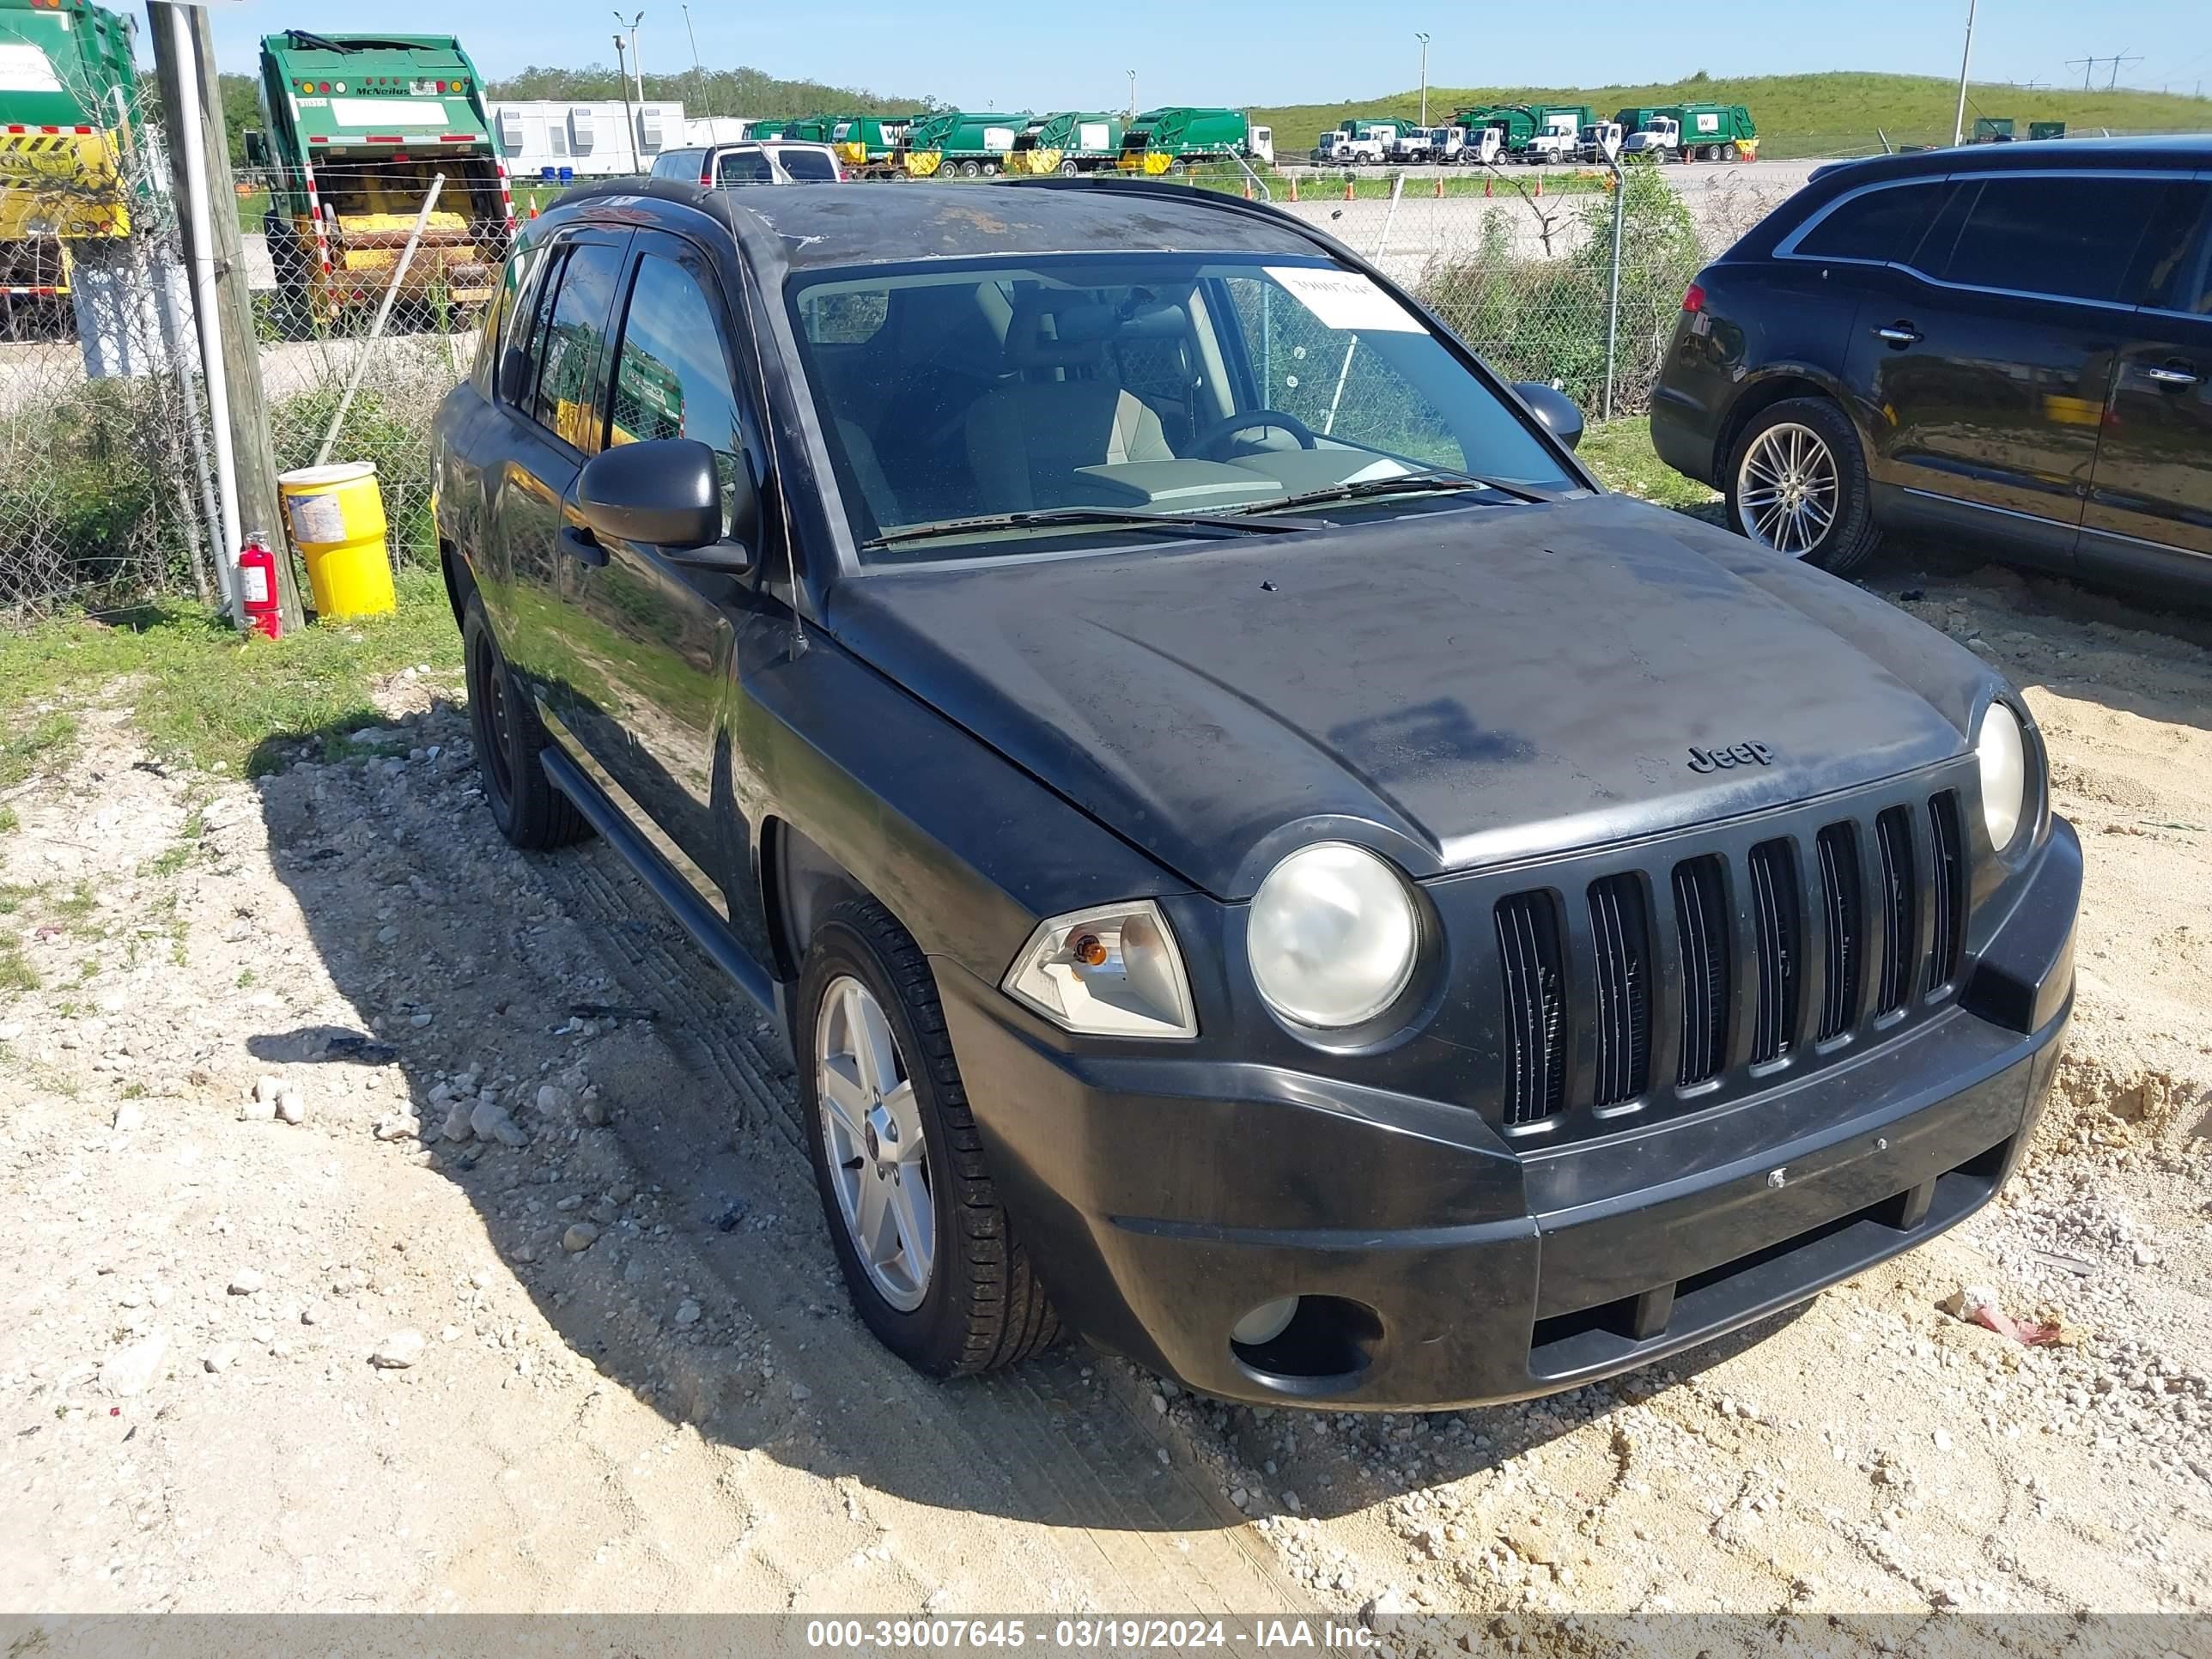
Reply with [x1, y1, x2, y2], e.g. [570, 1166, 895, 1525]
[1723, 396, 1884, 576]
[462, 592, 590, 850]
[798, 896, 1060, 1377]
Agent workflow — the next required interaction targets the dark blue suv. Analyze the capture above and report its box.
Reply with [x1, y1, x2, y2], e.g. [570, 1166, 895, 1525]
[1652, 137, 2211, 598]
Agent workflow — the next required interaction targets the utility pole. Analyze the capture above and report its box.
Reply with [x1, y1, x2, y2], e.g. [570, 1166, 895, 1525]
[1415, 33, 1431, 129]
[148, 2, 301, 630]
[613, 34, 640, 171]
[2108, 49, 2141, 89]
[1952, 0, 1978, 148]
[1127, 69, 1137, 119]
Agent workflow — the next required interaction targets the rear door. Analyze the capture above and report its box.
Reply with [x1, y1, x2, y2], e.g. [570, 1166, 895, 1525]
[1843, 170, 2171, 571]
[483, 228, 631, 715]
[561, 227, 781, 957]
[2080, 177, 2212, 592]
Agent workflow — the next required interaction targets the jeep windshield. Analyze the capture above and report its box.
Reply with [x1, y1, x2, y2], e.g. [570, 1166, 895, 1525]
[784, 252, 1577, 562]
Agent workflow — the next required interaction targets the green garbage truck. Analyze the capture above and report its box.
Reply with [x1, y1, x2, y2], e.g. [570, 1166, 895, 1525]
[821, 114, 916, 173]
[0, 0, 139, 327]
[1455, 105, 1538, 158]
[902, 110, 1025, 177]
[1115, 107, 1271, 173]
[1009, 112, 1125, 175]
[245, 30, 514, 325]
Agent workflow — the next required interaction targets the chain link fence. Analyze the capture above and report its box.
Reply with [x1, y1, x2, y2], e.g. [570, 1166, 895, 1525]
[0, 115, 230, 617]
[4, 152, 1804, 620]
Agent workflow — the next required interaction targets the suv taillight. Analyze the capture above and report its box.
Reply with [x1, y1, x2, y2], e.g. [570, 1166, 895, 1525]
[1682, 282, 1706, 314]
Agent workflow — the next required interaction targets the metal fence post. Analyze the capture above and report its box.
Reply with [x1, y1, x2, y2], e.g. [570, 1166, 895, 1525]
[1603, 159, 1626, 422]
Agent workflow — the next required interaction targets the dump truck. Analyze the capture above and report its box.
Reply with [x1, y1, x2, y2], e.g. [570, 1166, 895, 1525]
[0, 0, 139, 330]
[1972, 117, 2015, 144]
[1008, 112, 1123, 175]
[1115, 107, 1268, 174]
[1523, 105, 1595, 164]
[821, 113, 915, 173]
[901, 110, 1024, 177]
[2027, 120, 2067, 142]
[1671, 103, 1758, 161]
[246, 30, 514, 328]
[1455, 105, 1537, 158]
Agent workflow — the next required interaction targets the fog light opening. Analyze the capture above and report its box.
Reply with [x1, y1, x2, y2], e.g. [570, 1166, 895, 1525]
[1230, 1296, 1301, 1347]
[1230, 1295, 1382, 1394]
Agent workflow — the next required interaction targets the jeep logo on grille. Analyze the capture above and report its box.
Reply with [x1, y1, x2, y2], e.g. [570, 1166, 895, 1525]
[1687, 740, 1776, 774]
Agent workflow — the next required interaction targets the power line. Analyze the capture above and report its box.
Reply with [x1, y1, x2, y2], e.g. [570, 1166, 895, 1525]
[2066, 49, 2143, 91]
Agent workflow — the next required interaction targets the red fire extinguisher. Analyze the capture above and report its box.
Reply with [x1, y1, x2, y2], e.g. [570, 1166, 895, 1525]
[238, 533, 282, 641]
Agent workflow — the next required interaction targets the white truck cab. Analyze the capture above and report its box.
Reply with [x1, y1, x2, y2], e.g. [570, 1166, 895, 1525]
[1622, 115, 1680, 161]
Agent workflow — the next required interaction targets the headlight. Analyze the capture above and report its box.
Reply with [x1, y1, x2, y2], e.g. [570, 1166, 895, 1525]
[1002, 900, 1197, 1039]
[1248, 842, 1419, 1030]
[1976, 701, 2029, 850]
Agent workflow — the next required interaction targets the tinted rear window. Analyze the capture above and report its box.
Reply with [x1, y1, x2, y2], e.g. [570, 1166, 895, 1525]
[650, 149, 704, 181]
[1793, 180, 1950, 263]
[778, 148, 838, 180]
[1922, 176, 2169, 302]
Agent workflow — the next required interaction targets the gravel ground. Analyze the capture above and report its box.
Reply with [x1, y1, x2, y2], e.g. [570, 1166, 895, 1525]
[0, 557, 2205, 1635]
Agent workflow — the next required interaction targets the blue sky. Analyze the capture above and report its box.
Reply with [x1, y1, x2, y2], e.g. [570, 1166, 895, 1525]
[155, 1, 2212, 108]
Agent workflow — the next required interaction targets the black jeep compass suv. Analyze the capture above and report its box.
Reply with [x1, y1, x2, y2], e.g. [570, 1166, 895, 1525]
[1651, 136, 2211, 598]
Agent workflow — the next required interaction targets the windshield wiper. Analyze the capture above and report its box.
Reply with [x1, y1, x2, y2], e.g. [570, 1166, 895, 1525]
[1236, 467, 1553, 515]
[862, 504, 1325, 550]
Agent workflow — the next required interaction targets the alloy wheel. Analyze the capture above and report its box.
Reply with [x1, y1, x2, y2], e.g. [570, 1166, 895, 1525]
[1736, 422, 1840, 557]
[816, 975, 934, 1311]
[469, 629, 514, 805]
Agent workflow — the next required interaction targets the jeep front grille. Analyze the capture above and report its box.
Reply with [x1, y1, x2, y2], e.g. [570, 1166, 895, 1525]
[1474, 776, 1971, 1142]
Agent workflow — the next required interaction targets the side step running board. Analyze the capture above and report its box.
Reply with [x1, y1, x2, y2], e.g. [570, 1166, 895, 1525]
[537, 744, 780, 1017]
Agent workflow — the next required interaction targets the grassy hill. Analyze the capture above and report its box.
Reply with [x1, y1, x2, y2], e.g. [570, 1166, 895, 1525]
[1254, 70, 2212, 160]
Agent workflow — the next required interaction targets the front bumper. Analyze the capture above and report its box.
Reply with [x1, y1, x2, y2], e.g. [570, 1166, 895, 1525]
[937, 821, 2078, 1412]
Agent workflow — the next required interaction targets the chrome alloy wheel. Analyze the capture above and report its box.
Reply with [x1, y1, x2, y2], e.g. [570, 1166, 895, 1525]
[1736, 421, 1840, 556]
[816, 975, 934, 1311]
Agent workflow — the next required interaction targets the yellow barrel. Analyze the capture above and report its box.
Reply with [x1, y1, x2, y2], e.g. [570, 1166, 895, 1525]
[279, 461, 394, 618]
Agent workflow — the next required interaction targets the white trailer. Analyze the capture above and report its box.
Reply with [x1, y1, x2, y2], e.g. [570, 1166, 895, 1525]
[489, 100, 688, 179]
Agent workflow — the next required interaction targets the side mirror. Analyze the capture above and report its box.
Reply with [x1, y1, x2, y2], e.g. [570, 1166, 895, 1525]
[577, 438, 755, 571]
[1511, 380, 1585, 452]
[243, 130, 269, 169]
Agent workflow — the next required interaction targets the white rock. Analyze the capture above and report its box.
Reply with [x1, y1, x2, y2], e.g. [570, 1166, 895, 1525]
[674, 1299, 702, 1327]
[276, 1090, 306, 1125]
[238, 1097, 276, 1123]
[100, 1328, 170, 1396]
[112, 1101, 145, 1133]
[370, 1329, 426, 1369]
[1934, 1427, 1955, 1452]
[409, 1012, 433, 1029]
[535, 1084, 566, 1115]
[373, 1115, 418, 1142]
[252, 1076, 282, 1104]
[441, 1103, 475, 1142]
[228, 1269, 264, 1296]
[471, 1100, 528, 1146]
[562, 1223, 599, 1254]
[790, 1382, 812, 1402]
[1360, 1589, 1411, 1633]
[202, 1342, 241, 1374]
[301, 1303, 327, 1326]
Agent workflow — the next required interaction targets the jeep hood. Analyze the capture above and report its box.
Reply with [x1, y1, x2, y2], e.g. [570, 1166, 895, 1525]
[827, 494, 1989, 899]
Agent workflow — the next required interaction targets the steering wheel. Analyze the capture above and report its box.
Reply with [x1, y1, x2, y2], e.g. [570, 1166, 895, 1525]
[1193, 409, 1318, 459]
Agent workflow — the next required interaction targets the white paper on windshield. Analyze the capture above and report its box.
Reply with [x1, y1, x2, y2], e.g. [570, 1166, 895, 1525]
[1264, 265, 1422, 333]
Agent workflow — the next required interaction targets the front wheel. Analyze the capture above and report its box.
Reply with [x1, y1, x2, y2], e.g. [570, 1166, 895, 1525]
[1724, 397, 1883, 574]
[799, 897, 1060, 1376]
[463, 593, 590, 849]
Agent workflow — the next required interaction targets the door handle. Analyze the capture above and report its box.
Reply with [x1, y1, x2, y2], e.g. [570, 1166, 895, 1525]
[2142, 363, 2200, 389]
[558, 525, 607, 568]
[1874, 324, 1922, 347]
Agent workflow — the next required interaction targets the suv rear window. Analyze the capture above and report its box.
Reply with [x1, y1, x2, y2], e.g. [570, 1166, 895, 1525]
[1921, 175, 2170, 303]
[650, 149, 706, 182]
[777, 148, 838, 180]
[1792, 180, 1949, 263]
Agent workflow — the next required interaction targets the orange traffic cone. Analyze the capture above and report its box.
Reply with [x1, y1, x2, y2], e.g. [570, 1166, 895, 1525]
[1243, 177, 1253, 200]
[528, 204, 539, 218]
[1432, 173, 1443, 198]
[1534, 176, 1543, 198]
[1288, 173, 1298, 202]
[1484, 178, 1492, 198]
[1343, 177, 1354, 200]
